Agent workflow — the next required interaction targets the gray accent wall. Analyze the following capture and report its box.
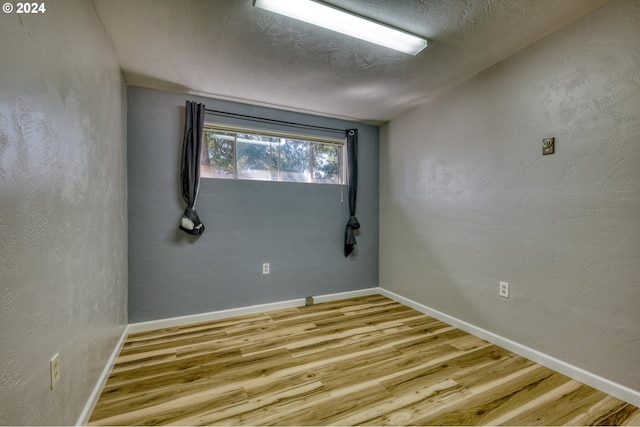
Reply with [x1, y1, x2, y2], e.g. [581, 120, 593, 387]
[0, 0, 128, 425]
[127, 87, 379, 323]
[380, 0, 640, 392]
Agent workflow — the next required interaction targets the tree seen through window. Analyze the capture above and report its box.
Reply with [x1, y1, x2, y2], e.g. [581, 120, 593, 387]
[201, 127, 343, 184]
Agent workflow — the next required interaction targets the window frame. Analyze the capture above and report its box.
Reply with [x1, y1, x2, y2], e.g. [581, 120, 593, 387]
[200, 123, 346, 185]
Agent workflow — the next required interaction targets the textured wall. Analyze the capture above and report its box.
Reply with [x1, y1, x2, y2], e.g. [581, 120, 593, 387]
[0, 1, 128, 425]
[380, 0, 639, 392]
[127, 87, 378, 323]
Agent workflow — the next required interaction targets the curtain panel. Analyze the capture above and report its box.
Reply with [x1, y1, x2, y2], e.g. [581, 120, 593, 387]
[179, 101, 206, 236]
[344, 128, 360, 257]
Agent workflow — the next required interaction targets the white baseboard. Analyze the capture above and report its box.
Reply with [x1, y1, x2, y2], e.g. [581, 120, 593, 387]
[379, 287, 640, 408]
[128, 287, 380, 334]
[76, 325, 129, 426]
[310, 287, 381, 304]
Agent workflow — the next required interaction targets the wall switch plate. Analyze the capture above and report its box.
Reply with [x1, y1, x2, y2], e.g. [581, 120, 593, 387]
[262, 263, 270, 274]
[542, 137, 555, 155]
[499, 282, 510, 298]
[50, 353, 60, 390]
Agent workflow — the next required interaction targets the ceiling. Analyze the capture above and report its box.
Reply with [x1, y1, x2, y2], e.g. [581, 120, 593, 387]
[92, 0, 610, 125]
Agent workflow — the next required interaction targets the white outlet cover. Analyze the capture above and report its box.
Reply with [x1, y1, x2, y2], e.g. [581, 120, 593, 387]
[499, 281, 509, 298]
[50, 353, 60, 390]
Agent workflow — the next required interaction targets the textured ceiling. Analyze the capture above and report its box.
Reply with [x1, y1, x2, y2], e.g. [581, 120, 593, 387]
[92, 0, 611, 124]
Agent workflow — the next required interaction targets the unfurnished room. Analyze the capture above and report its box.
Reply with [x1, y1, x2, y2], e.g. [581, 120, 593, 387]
[1, 0, 639, 425]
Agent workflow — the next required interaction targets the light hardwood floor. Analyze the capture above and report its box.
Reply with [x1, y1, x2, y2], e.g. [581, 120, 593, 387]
[89, 295, 640, 426]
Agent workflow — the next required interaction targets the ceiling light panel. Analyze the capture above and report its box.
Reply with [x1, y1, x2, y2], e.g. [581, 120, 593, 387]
[253, 0, 428, 55]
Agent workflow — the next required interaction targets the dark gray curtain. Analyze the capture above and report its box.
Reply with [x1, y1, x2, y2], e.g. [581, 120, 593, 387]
[344, 129, 360, 257]
[179, 101, 206, 236]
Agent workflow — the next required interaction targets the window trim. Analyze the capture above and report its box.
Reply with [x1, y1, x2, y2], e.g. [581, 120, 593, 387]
[202, 122, 346, 185]
[205, 123, 345, 146]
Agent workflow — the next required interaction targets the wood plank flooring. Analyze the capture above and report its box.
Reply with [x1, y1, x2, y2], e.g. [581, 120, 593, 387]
[88, 295, 640, 426]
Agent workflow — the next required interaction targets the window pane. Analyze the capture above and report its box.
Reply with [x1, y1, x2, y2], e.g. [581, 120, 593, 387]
[312, 143, 341, 184]
[236, 133, 278, 181]
[202, 126, 343, 185]
[202, 130, 234, 179]
[279, 139, 310, 182]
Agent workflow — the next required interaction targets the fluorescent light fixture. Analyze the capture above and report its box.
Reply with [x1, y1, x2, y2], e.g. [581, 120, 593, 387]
[253, 0, 428, 55]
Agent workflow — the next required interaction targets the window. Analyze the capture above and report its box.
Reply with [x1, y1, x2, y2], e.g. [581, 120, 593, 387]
[201, 125, 344, 184]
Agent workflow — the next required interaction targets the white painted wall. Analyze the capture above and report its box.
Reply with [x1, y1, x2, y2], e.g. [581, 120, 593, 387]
[0, 0, 128, 424]
[380, 0, 639, 393]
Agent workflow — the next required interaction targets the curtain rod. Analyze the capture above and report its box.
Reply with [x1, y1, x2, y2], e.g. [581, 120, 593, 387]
[204, 108, 346, 134]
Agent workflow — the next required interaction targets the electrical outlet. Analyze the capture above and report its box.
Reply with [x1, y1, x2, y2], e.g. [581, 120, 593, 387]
[50, 353, 60, 390]
[499, 281, 510, 298]
[262, 263, 270, 274]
